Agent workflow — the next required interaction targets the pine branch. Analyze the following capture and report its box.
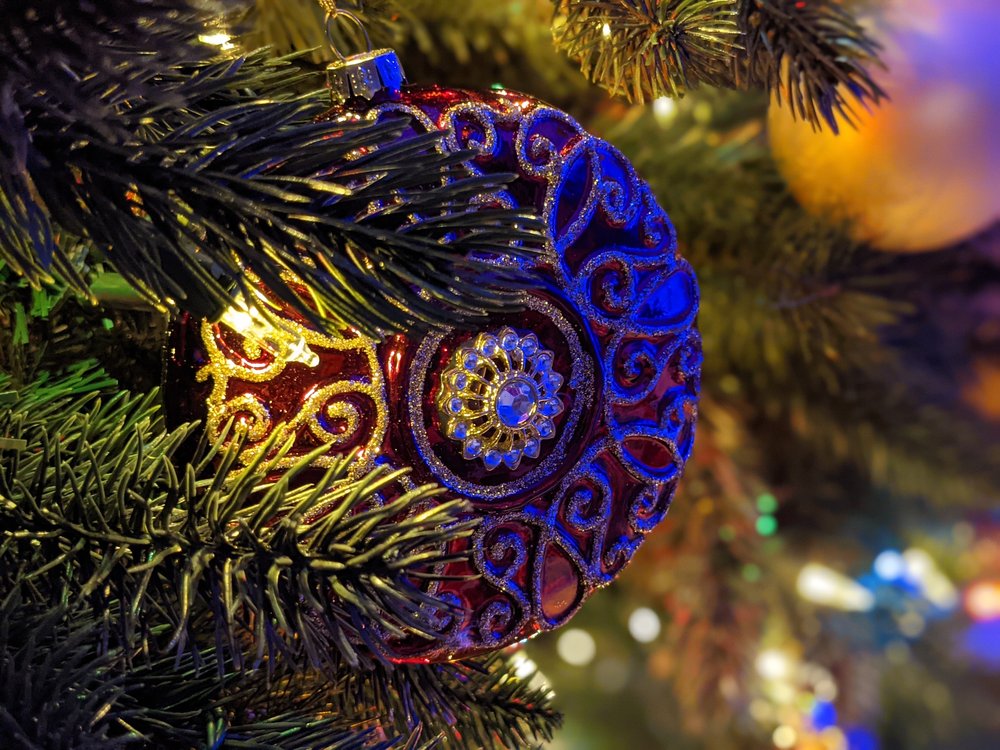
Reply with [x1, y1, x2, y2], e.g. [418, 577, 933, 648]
[0, 598, 131, 749]
[0, 1, 236, 112]
[552, 0, 740, 100]
[236, 652, 562, 750]
[0, 4, 544, 338]
[0, 363, 475, 672]
[550, 0, 881, 129]
[0, 365, 559, 747]
[365, 655, 562, 748]
[0, 595, 410, 749]
[261, 0, 881, 130]
[735, 0, 886, 132]
[243, 0, 330, 63]
[0, 583, 557, 748]
[246, 0, 601, 115]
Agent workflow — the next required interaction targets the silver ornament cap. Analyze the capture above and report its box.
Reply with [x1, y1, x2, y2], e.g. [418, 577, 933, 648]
[326, 48, 406, 105]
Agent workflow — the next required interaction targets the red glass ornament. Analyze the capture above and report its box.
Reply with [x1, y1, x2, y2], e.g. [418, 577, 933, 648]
[165, 84, 701, 661]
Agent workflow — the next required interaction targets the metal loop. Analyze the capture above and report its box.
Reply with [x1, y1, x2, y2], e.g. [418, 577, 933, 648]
[325, 9, 373, 62]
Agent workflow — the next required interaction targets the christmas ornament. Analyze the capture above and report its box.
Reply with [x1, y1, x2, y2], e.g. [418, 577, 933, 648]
[768, 0, 1000, 253]
[166, 18, 701, 661]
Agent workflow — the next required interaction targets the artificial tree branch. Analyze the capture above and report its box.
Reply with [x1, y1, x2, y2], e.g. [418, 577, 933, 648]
[735, 0, 885, 132]
[0, 2, 544, 338]
[552, 0, 740, 100]
[0, 596, 429, 749]
[550, 0, 883, 130]
[229, 651, 562, 749]
[0, 363, 475, 673]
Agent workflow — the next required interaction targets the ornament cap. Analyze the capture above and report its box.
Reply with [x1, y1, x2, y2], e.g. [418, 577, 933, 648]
[326, 49, 406, 105]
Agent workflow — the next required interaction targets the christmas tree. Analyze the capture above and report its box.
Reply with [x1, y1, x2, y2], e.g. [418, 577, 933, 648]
[1, 1, 998, 748]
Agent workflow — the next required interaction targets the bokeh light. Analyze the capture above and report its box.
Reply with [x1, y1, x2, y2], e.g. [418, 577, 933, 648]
[757, 493, 779, 514]
[557, 628, 596, 666]
[627, 607, 662, 643]
[964, 580, 1000, 621]
[874, 550, 906, 580]
[757, 515, 779, 536]
[652, 97, 678, 125]
[797, 563, 876, 611]
[773, 725, 797, 748]
[756, 649, 793, 681]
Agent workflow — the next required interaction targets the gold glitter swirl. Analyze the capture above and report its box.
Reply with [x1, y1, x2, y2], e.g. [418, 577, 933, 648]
[196, 306, 387, 476]
[305, 381, 382, 449]
[219, 393, 272, 442]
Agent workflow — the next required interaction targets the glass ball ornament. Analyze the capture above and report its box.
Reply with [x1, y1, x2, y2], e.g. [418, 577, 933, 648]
[165, 67, 702, 661]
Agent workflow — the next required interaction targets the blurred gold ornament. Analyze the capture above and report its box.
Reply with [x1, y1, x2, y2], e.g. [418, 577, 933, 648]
[768, 0, 1000, 252]
[963, 356, 1000, 423]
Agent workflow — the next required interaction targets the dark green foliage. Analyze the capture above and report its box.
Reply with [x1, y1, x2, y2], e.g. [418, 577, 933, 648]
[228, 653, 562, 749]
[352, 656, 562, 748]
[0, 363, 476, 670]
[550, 0, 883, 129]
[552, 0, 740, 100]
[0, 600, 132, 749]
[0, 4, 544, 337]
[0, 596, 408, 749]
[0, 362, 561, 748]
[736, 0, 886, 132]
[0, 262, 170, 399]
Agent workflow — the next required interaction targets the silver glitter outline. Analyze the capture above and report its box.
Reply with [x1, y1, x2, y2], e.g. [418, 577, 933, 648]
[407, 294, 595, 501]
[361, 92, 702, 658]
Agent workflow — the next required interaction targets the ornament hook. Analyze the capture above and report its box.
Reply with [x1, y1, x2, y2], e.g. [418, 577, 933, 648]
[320, 0, 405, 105]
[324, 6, 373, 63]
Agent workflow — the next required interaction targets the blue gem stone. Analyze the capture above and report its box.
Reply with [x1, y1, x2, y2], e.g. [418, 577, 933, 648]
[464, 437, 483, 458]
[538, 398, 562, 417]
[524, 438, 540, 458]
[542, 372, 563, 392]
[496, 378, 538, 427]
[453, 422, 469, 439]
[449, 397, 463, 414]
[464, 352, 480, 370]
[503, 450, 521, 469]
[536, 418, 554, 438]
[483, 450, 502, 470]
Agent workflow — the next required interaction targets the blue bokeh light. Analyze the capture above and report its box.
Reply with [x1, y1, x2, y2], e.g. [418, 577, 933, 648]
[846, 726, 880, 750]
[961, 620, 1000, 669]
[811, 700, 838, 731]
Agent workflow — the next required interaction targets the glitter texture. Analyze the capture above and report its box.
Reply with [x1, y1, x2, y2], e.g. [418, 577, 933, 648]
[165, 84, 702, 663]
[437, 327, 565, 472]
